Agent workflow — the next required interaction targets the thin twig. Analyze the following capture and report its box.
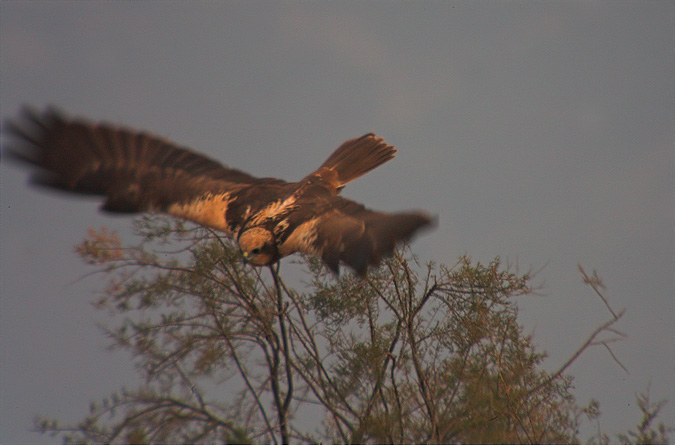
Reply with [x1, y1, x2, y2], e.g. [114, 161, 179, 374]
[527, 308, 626, 397]
[578, 264, 619, 320]
[601, 342, 629, 374]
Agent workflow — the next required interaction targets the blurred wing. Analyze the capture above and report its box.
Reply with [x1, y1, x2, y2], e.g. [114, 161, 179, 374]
[6, 106, 262, 235]
[281, 198, 434, 276]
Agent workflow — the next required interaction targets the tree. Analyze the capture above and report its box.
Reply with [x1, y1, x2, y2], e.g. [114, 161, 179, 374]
[35, 215, 670, 443]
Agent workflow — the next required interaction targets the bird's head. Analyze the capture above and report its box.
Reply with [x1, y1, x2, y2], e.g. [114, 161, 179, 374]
[238, 227, 278, 266]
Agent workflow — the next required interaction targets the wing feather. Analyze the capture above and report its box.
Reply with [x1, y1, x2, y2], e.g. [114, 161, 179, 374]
[5, 106, 260, 232]
[279, 197, 434, 276]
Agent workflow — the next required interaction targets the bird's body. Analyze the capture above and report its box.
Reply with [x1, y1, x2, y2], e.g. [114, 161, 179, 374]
[6, 107, 434, 275]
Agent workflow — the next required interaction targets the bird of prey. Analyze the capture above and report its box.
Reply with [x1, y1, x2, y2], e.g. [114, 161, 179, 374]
[6, 107, 434, 276]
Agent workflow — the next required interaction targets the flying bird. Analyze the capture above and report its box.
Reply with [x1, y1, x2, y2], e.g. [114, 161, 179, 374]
[6, 107, 434, 276]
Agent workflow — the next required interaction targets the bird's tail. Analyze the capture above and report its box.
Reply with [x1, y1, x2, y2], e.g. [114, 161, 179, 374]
[317, 133, 397, 188]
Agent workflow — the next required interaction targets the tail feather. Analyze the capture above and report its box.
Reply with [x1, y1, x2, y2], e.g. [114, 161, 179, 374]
[318, 133, 397, 188]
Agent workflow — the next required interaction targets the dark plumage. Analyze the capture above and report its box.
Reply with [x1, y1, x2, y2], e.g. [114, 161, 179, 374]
[6, 106, 435, 275]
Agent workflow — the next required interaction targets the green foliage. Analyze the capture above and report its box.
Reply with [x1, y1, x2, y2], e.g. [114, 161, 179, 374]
[34, 215, 671, 444]
[616, 388, 673, 445]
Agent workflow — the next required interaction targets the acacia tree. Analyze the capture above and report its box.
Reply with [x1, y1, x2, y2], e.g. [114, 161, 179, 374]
[34, 215, 668, 443]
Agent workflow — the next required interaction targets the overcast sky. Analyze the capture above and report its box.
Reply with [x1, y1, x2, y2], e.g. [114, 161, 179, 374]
[1, 2, 673, 443]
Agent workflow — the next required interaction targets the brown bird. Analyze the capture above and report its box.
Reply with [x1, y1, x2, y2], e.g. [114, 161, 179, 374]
[6, 107, 435, 275]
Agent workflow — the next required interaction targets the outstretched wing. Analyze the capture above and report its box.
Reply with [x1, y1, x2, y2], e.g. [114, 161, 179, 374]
[5, 106, 261, 235]
[280, 197, 434, 276]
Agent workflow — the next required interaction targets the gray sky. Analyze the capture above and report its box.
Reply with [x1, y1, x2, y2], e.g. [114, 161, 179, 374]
[1, 2, 672, 442]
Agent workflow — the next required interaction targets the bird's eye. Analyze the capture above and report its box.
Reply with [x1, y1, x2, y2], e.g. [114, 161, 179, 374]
[251, 247, 261, 255]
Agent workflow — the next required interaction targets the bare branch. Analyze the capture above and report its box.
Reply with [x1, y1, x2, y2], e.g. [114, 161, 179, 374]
[528, 308, 626, 397]
[578, 264, 619, 320]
